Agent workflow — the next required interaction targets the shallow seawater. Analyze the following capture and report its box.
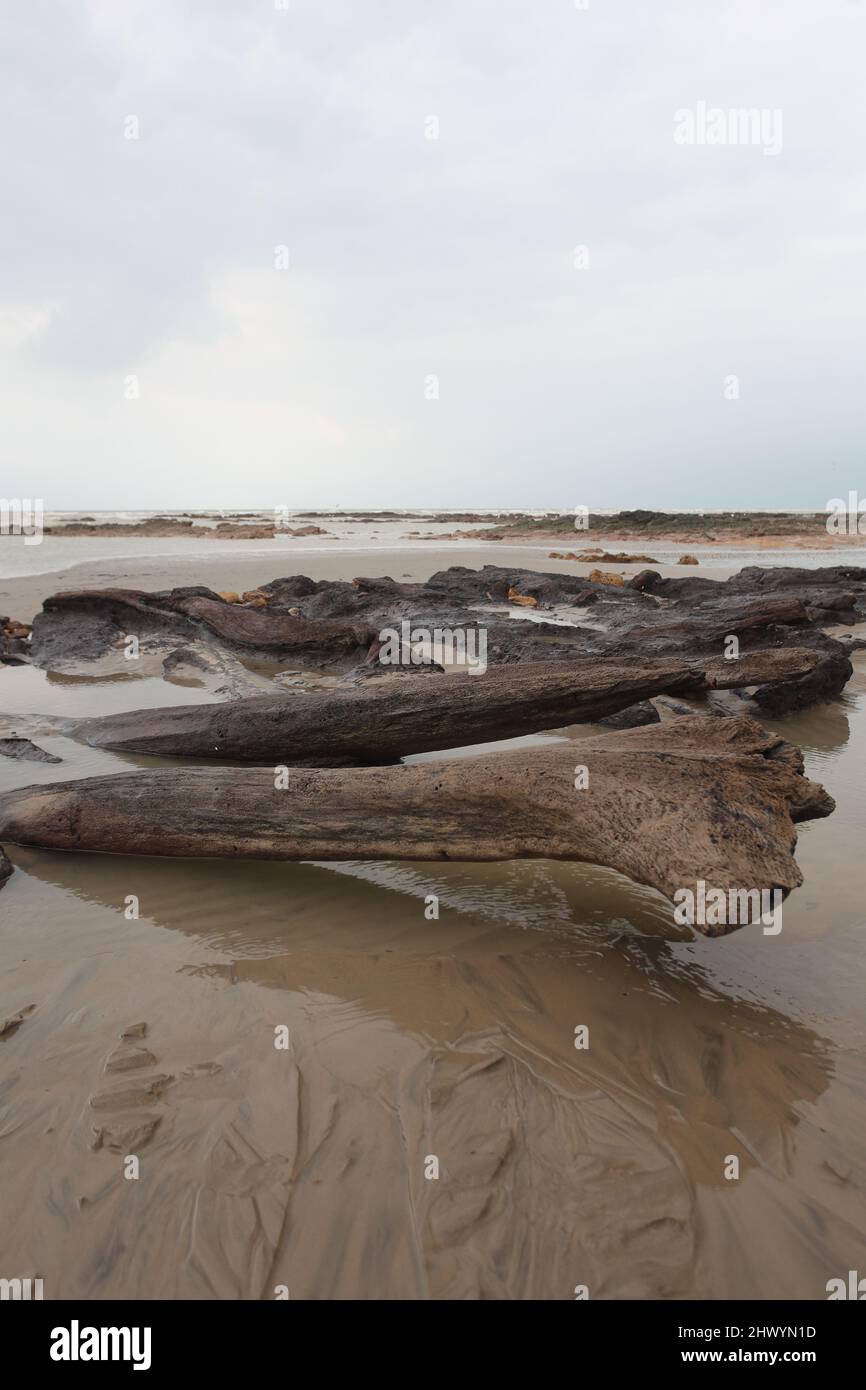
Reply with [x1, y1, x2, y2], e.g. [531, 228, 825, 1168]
[0, 662, 225, 719]
[1, 655, 865, 1299]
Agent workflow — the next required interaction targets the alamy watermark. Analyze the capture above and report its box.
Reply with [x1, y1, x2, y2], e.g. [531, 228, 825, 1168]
[0, 1275, 43, 1300]
[378, 619, 488, 675]
[50, 1321, 152, 1370]
[673, 880, 783, 935]
[827, 1270, 866, 1299]
[674, 103, 783, 157]
[0, 498, 43, 545]
[826, 492, 866, 536]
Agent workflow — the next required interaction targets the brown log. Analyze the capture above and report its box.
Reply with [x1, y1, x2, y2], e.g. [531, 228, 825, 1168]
[0, 716, 832, 934]
[63, 650, 823, 764]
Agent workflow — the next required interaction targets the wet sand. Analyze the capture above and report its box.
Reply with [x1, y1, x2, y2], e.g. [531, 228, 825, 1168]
[1, 539, 866, 1299]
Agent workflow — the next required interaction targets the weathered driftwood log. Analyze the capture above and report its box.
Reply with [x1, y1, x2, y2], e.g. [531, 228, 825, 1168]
[0, 716, 832, 934]
[64, 650, 823, 764]
[28, 588, 378, 668]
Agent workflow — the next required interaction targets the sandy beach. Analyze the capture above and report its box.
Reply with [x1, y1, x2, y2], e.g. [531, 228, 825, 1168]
[7, 530, 866, 623]
[6, 0, 866, 1353]
[2, 530, 866, 1300]
[1, 541, 728, 623]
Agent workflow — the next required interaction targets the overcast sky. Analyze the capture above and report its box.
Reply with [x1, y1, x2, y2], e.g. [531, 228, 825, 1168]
[2, 0, 865, 510]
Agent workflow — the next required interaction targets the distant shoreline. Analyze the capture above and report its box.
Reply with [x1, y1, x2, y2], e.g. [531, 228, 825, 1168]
[25, 509, 864, 549]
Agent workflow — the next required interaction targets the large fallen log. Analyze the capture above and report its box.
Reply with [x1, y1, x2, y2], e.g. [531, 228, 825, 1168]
[0, 716, 832, 934]
[62, 650, 823, 764]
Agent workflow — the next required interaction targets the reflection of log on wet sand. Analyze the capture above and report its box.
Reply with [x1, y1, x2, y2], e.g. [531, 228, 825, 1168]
[0, 847, 848, 1299]
[0, 716, 833, 934]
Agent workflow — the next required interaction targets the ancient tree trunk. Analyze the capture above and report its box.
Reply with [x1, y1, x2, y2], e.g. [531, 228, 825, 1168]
[0, 716, 833, 934]
[65, 650, 823, 764]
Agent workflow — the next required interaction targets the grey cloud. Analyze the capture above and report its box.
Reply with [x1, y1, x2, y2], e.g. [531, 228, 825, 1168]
[1, 0, 864, 505]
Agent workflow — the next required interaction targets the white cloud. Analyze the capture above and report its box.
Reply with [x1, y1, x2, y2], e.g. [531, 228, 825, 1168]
[1, 0, 865, 506]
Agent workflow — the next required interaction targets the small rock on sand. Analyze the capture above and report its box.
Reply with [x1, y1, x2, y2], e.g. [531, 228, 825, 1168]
[120, 1022, 148, 1040]
[0, 737, 62, 764]
[598, 700, 660, 730]
[550, 550, 659, 565]
[92, 1113, 162, 1153]
[1, 1003, 36, 1039]
[104, 1043, 159, 1074]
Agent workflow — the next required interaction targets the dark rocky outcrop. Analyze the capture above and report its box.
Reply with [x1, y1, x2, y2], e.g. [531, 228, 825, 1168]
[23, 562, 862, 711]
[597, 701, 660, 730]
[43, 519, 277, 539]
[0, 616, 31, 665]
[27, 561, 861, 700]
[29, 588, 379, 669]
[0, 738, 61, 764]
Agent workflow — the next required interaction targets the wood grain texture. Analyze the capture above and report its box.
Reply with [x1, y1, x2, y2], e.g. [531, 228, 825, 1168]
[0, 715, 833, 934]
[67, 650, 823, 764]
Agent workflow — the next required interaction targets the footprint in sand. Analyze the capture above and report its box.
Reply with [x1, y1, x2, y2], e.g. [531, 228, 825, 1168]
[0, 1003, 36, 1040]
[120, 1022, 147, 1040]
[181, 1061, 222, 1080]
[104, 1042, 159, 1074]
[89, 1022, 224, 1153]
[90, 1021, 170, 1154]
